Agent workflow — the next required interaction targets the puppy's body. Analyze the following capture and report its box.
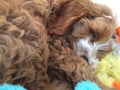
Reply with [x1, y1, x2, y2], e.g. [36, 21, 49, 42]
[0, 0, 49, 90]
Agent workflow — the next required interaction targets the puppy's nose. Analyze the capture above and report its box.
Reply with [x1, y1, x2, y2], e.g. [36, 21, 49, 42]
[81, 55, 88, 62]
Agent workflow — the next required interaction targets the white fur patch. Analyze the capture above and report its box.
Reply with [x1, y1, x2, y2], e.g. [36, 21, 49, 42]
[74, 38, 113, 70]
[74, 38, 94, 56]
[74, 38, 98, 64]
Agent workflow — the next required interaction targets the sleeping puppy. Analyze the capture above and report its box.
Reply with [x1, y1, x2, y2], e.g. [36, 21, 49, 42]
[72, 17, 116, 71]
[0, 0, 116, 90]
[47, 0, 116, 71]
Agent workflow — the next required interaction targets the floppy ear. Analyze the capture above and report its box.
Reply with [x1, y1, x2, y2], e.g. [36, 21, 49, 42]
[47, 0, 115, 35]
[47, 0, 89, 35]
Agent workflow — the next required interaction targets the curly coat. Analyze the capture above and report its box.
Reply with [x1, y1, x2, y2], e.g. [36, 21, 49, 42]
[0, 0, 49, 90]
[0, 0, 116, 90]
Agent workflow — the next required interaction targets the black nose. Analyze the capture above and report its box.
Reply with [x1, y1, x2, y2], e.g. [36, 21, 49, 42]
[81, 55, 88, 62]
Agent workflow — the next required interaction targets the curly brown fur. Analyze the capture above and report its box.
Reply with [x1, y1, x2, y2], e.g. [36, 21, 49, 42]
[47, 0, 115, 35]
[0, 0, 49, 90]
[0, 0, 116, 90]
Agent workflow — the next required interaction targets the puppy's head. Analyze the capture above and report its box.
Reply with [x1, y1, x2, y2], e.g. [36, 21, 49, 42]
[71, 16, 116, 70]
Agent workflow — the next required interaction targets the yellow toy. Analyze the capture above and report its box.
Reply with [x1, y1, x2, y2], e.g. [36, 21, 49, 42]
[96, 26, 120, 90]
[96, 52, 120, 90]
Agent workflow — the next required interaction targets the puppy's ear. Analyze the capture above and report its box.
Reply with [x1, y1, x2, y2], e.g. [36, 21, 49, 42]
[47, 0, 89, 35]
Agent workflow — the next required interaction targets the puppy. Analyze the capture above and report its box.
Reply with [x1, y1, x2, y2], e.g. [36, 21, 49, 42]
[0, 0, 116, 90]
[0, 0, 50, 90]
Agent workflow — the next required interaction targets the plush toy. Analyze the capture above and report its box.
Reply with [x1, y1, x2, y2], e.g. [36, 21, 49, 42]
[0, 83, 27, 90]
[74, 81, 101, 90]
[96, 52, 120, 90]
[96, 26, 120, 90]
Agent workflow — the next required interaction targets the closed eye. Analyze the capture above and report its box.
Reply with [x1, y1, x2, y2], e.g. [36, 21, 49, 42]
[93, 32, 97, 39]
[90, 29, 98, 42]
